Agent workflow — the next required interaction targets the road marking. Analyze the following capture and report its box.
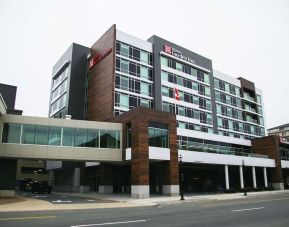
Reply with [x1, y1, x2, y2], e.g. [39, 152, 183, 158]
[0, 216, 55, 221]
[201, 197, 289, 208]
[52, 200, 72, 203]
[71, 219, 147, 226]
[233, 207, 264, 212]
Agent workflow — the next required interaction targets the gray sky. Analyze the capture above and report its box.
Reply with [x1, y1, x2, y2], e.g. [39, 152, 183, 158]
[0, 0, 288, 129]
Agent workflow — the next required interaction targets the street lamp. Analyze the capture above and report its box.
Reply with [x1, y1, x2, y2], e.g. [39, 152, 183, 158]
[179, 154, 185, 200]
[242, 160, 247, 196]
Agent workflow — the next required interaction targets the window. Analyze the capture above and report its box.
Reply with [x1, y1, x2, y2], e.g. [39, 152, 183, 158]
[178, 122, 186, 129]
[176, 62, 182, 71]
[176, 76, 183, 86]
[140, 82, 149, 96]
[205, 86, 211, 96]
[191, 68, 197, 77]
[120, 59, 129, 73]
[48, 126, 61, 146]
[216, 104, 222, 114]
[62, 127, 74, 146]
[140, 99, 149, 107]
[120, 93, 129, 108]
[178, 106, 185, 116]
[21, 124, 36, 144]
[35, 125, 49, 145]
[162, 87, 169, 97]
[1, 123, 21, 143]
[161, 57, 168, 66]
[120, 76, 129, 91]
[161, 71, 168, 81]
[100, 130, 120, 148]
[162, 102, 170, 112]
[140, 66, 149, 79]
[120, 43, 129, 57]
[193, 96, 199, 105]
[149, 127, 169, 148]
[140, 51, 149, 64]
[204, 74, 210, 83]
[74, 128, 87, 147]
[192, 81, 198, 91]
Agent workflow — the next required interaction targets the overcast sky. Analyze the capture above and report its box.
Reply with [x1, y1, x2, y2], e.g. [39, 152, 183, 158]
[0, 0, 288, 129]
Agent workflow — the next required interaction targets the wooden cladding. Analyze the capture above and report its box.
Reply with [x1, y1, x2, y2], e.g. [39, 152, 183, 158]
[252, 136, 283, 183]
[87, 24, 116, 122]
[113, 107, 179, 185]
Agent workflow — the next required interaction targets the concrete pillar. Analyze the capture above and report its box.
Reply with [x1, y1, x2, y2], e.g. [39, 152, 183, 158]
[225, 165, 230, 190]
[73, 167, 80, 192]
[263, 167, 268, 188]
[162, 160, 179, 196]
[252, 166, 257, 189]
[239, 165, 244, 189]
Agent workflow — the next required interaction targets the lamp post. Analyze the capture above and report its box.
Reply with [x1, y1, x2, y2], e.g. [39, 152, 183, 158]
[242, 160, 247, 196]
[179, 154, 185, 200]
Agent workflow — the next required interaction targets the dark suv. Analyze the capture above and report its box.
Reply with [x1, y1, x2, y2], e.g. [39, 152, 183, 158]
[26, 181, 52, 194]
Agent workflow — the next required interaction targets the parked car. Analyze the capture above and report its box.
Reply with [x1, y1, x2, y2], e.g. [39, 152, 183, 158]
[25, 181, 52, 194]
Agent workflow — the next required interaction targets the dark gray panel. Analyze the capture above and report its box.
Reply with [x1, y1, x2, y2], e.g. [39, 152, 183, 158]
[0, 83, 17, 109]
[0, 159, 17, 190]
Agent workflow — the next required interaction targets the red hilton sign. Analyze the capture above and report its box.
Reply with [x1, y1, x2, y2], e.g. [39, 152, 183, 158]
[89, 48, 112, 69]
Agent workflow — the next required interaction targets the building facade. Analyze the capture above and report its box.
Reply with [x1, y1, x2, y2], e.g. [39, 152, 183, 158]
[1, 25, 288, 198]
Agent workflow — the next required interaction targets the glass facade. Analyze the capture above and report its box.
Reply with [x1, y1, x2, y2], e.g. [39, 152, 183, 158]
[178, 136, 252, 156]
[1, 123, 121, 149]
[148, 127, 169, 148]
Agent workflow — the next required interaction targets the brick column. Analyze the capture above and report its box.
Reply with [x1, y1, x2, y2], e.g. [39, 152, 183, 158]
[162, 118, 179, 196]
[131, 119, 150, 199]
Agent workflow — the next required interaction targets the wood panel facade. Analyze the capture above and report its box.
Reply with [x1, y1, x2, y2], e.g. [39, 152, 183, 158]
[252, 136, 283, 183]
[112, 107, 179, 186]
[87, 24, 116, 122]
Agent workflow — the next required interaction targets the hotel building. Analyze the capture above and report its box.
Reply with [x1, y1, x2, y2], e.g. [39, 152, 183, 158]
[1, 25, 288, 198]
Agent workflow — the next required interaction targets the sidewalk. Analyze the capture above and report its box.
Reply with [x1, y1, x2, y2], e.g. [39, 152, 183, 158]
[1, 190, 288, 212]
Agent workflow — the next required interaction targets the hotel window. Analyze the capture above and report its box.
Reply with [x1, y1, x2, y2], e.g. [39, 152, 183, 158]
[204, 74, 210, 84]
[162, 86, 169, 97]
[119, 93, 129, 108]
[216, 104, 222, 114]
[120, 43, 129, 57]
[192, 81, 198, 91]
[191, 68, 197, 77]
[225, 83, 230, 93]
[178, 122, 186, 129]
[205, 86, 211, 97]
[161, 57, 168, 66]
[140, 82, 149, 96]
[162, 102, 170, 112]
[176, 62, 182, 71]
[257, 95, 262, 104]
[120, 59, 129, 73]
[140, 66, 149, 79]
[140, 51, 149, 64]
[120, 76, 129, 91]
[140, 98, 149, 108]
[178, 106, 185, 116]
[161, 71, 168, 81]
[176, 76, 183, 86]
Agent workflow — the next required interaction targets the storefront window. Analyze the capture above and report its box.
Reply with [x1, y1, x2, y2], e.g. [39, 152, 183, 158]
[62, 127, 74, 147]
[49, 126, 61, 146]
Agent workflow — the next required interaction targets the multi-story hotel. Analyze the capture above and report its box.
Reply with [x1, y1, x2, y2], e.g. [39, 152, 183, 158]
[1, 25, 288, 198]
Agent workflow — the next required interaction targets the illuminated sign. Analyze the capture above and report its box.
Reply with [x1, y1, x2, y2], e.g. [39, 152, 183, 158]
[163, 44, 195, 65]
[89, 48, 112, 69]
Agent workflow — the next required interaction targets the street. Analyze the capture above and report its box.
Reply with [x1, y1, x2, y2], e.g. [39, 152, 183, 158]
[1, 193, 289, 227]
